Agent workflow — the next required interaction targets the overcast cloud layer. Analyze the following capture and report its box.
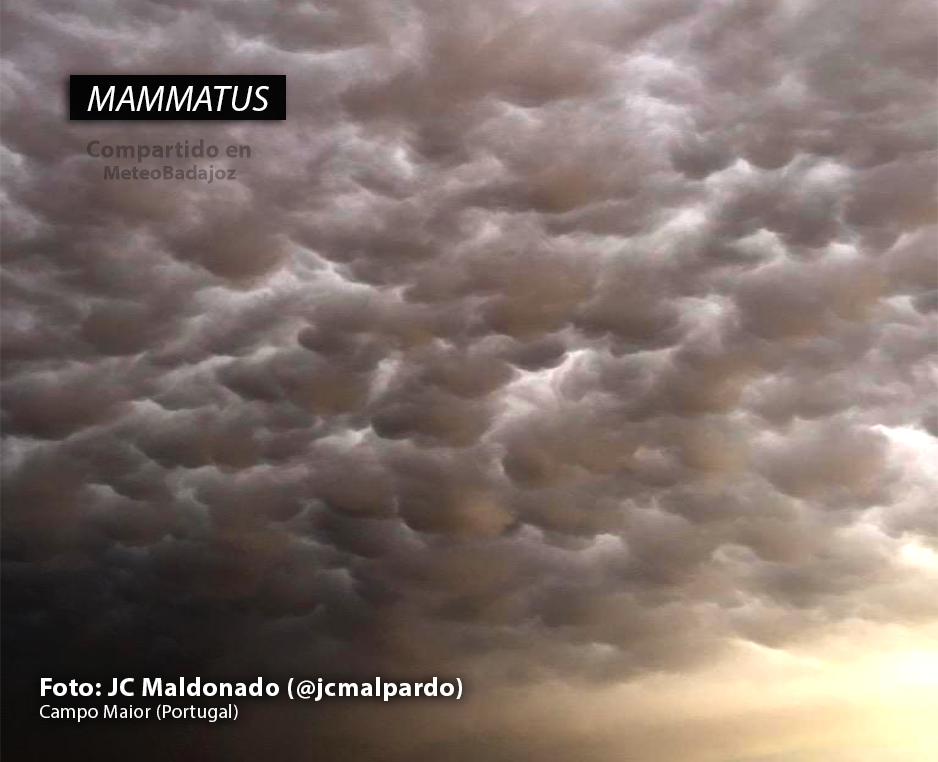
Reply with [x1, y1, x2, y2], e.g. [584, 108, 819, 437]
[2, 0, 937, 760]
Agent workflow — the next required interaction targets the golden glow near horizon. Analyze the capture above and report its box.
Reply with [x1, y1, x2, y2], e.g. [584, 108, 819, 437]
[445, 629, 938, 762]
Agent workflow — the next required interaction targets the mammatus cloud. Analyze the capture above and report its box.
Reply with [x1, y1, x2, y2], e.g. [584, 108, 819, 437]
[2, 0, 936, 759]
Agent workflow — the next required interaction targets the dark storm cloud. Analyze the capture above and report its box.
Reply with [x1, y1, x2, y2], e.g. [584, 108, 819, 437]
[1, 0, 936, 758]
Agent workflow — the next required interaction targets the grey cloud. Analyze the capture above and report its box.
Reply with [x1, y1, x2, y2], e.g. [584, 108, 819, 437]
[2, 0, 936, 759]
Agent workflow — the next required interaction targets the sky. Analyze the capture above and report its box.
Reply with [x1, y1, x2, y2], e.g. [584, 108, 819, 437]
[1, 0, 937, 759]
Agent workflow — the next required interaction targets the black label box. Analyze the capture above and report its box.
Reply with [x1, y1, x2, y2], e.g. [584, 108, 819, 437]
[69, 75, 286, 120]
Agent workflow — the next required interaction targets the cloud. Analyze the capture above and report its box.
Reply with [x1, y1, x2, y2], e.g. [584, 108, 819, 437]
[2, 0, 936, 759]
